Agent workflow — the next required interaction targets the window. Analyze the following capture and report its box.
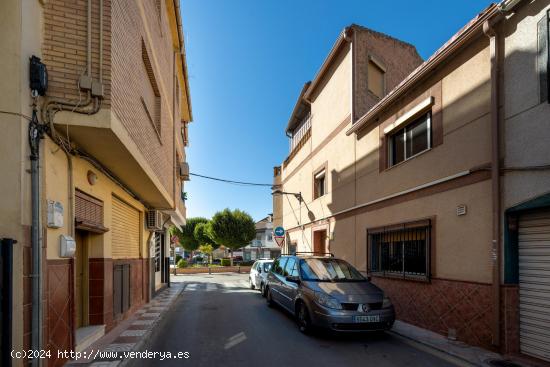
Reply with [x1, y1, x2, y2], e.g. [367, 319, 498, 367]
[267, 233, 273, 241]
[299, 258, 365, 282]
[369, 222, 431, 280]
[288, 242, 297, 256]
[389, 112, 431, 166]
[142, 40, 161, 138]
[284, 258, 295, 277]
[313, 169, 326, 199]
[273, 257, 288, 275]
[368, 57, 386, 98]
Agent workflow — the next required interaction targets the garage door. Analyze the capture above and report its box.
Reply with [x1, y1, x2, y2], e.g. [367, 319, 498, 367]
[112, 196, 140, 259]
[519, 209, 550, 362]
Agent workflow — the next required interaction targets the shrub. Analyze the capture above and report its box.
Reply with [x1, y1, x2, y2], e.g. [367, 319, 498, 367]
[240, 260, 255, 266]
[175, 255, 183, 263]
[177, 259, 188, 268]
[220, 258, 231, 266]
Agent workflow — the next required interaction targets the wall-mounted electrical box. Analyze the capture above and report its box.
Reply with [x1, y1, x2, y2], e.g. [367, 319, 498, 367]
[47, 200, 64, 228]
[60, 235, 76, 258]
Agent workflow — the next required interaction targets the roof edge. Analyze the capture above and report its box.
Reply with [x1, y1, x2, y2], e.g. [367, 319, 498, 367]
[285, 81, 312, 134]
[346, 3, 501, 136]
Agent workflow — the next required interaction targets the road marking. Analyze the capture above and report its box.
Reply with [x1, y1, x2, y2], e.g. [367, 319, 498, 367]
[224, 332, 247, 350]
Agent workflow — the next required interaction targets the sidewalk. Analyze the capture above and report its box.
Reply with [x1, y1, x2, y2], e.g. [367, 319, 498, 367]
[390, 320, 540, 367]
[65, 283, 183, 367]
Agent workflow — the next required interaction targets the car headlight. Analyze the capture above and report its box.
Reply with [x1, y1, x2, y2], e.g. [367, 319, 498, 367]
[382, 296, 392, 308]
[314, 292, 342, 310]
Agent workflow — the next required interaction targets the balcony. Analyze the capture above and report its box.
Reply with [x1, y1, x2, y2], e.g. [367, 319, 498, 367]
[53, 109, 173, 209]
[284, 113, 311, 166]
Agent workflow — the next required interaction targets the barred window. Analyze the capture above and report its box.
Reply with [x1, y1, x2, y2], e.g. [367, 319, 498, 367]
[369, 221, 431, 280]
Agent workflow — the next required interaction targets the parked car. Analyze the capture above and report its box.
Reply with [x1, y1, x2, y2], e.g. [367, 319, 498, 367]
[264, 254, 395, 333]
[249, 259, 273, 294]
[211, 258, 221, 265]
[233, 255, 244, 264]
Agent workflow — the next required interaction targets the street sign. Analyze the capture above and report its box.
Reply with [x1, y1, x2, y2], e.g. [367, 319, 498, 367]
[274, 226, 285, 237]
[274, 236, 285, 248]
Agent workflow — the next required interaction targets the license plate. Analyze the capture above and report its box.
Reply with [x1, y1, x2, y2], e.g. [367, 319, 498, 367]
[353, 315, 380, 323]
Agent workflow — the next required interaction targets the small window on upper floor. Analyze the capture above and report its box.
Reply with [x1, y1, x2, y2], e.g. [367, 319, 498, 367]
[368, 56, 386, 99]
[313, 168, 326, 199]
[389, 112, 431, 167]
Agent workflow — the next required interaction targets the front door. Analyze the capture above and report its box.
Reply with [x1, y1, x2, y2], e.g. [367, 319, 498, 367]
[313, 230, 327, 254]
[75, 230, 89, 328]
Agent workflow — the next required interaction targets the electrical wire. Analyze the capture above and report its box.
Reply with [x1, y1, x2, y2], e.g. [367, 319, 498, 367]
[189, 173, 280, 187]
[0, 110, 33, 121]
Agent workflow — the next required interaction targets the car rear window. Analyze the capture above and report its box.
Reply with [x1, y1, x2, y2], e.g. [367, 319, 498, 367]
[262, 262, 272, 272]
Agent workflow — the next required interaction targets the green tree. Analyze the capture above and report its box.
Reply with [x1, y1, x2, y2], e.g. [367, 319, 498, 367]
[194, 222, 219, 249]
[208, 209, 256, 264]
[198, 244, 214, 264]
[173, 217, 208, 251]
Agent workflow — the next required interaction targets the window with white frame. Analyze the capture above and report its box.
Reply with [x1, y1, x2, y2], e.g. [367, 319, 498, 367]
[389, 112, 431, 166]
[313, 169, 326, 199]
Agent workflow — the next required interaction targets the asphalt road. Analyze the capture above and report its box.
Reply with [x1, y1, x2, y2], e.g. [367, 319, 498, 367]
[138, 273, 460, 367]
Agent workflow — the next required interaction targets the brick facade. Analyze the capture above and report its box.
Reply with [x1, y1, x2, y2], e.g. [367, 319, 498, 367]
[372, 277, 494, 350]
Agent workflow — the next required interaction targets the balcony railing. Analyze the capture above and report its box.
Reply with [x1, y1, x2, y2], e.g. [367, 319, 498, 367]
[289, 113, 311, 152]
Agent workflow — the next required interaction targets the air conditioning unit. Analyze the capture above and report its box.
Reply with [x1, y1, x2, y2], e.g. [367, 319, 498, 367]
[179, 162, 190, 181]
[146, 210, 163, 231]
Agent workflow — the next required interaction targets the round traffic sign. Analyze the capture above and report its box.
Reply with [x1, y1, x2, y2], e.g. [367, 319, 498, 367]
[274, 226, 285, 237]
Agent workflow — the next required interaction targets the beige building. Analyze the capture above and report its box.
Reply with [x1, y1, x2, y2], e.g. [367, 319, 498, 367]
[274, 0, 550, 362]
[0, 0, 192, 366]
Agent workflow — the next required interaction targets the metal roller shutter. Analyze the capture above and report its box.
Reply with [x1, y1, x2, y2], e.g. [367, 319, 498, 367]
[519, 209, 550, 362]
[111, 196, 140, 259]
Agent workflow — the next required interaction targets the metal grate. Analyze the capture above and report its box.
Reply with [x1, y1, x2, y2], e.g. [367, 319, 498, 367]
[369, 222, 430, 280]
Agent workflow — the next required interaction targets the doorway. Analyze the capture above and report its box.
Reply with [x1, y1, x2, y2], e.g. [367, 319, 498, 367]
[313, 230, 327, 254]
[74, 230, 89, 328]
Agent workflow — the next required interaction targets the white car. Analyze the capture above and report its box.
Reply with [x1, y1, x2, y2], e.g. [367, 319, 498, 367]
[249, 259, 273, 296]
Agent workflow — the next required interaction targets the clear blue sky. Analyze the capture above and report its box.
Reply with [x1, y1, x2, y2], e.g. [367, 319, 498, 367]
[180, 0, 494, 222]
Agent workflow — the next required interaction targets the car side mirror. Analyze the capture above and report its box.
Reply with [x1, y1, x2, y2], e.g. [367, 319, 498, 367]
[286, 275, 300, 284]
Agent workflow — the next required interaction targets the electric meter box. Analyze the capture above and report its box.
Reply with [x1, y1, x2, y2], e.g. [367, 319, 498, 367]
[60, 235, 76, 258]
[47, 200, 64, 228]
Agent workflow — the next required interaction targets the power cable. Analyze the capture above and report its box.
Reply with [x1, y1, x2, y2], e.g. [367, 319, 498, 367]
[189, 173, 280, 187]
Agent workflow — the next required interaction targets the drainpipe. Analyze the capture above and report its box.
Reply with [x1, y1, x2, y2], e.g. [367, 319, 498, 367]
[483, 20, 501, 348]
[29, 108, 45, 367]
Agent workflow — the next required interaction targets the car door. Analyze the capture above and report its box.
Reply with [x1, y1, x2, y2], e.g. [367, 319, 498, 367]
[271, 257, 288, 304]
[250, 261, 258, 286]
[254, 261, 263, 287]
[280, 257, 299, 311]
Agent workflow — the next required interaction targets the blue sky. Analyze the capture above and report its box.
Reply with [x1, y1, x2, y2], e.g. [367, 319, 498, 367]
[180, 0, 494, 222]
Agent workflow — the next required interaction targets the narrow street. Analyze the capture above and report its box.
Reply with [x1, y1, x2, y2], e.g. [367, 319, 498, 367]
[139, 273, 460, 367]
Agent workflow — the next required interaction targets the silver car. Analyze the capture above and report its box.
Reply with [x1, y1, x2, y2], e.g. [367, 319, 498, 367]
[264, 254, 395, 333]
[249, 259, 273, 295]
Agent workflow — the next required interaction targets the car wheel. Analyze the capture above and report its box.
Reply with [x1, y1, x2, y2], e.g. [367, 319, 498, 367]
[266, 287, 274, 307]
[297, 303, 312, 334]
[249, 278, 255, 290]
[260, 283, 266, 297]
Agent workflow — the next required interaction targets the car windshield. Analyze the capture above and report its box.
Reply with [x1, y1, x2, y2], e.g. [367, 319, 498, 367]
[299, 258, 366, 282]
[262, 262, 272, 272]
